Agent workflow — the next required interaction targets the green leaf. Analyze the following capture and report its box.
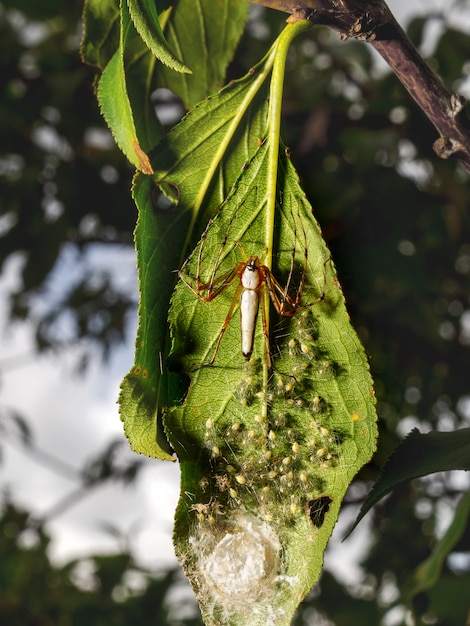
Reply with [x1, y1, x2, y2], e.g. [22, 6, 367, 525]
[119, 49, 274, 460]
[118, 176, 187, 461]
[120, 22, 377, 621]
[127, 0, 190, 73]
[349, 427, 470, 535]
[81, 0, 120, 69]
[156, 0, 250, 108]
[149, 43, 276, 242]
[435, 27, 470, 84]
[119, 22, 377, 622]
[166, 141, 377, 625]
[424, 574, 470, 623]
[410, 490, 470, 599]
[124, 34, 163, 152]
[97, 0, 158, 173]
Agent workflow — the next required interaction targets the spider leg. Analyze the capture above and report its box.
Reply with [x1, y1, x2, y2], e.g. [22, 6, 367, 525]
[208, 282, 244, 364]
[269, 200, 308, 310]
[260, 279, 297, 379]
[196, 197, 245, 291]
[265, 256, 329, 316]
[179, 262, 242, 302]
[199, 221, 228, 290]
[271, 199, 309, 312]
[264, 269, 299, 316]
[198, 263, 243, 301]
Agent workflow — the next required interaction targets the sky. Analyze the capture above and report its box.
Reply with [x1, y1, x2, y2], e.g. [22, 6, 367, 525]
[0, 0, 467, 588]
[0, 247, 180, 572]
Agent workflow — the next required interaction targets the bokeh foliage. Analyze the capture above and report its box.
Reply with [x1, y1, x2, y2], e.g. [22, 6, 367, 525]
[1, 0, 469, 624]
[0, 500, 202, 626]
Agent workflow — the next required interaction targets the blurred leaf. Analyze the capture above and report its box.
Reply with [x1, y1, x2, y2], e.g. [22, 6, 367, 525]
[81, 0, 120, 68]
[434, 27, 470, 85]
[406, 16, 428, 49]
[93, 553, 131, 594]
[425, 573, 470, 623]
[1, 0, 72, 18]
[410, 490, 470, 598]
[293, 570, 381, 626]
[1, 408, 32, 446]
[0, 499, 200, 626]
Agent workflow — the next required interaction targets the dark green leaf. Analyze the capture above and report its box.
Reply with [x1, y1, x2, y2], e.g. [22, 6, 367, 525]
[118, 174, 190, 461]
[127, 0, 190, 73]
[81, 0, 120, 68]
[349, 428, 470, 534]
[156, 0, 249, 107]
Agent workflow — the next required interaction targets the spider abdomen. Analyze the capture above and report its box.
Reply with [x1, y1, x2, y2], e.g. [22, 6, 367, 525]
[240, 288, 259, 358]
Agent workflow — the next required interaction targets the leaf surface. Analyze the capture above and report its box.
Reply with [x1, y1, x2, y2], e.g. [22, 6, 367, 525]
[166, 140, 378, 625]
[119, 52, 273, 459]
[120, 22, 377, 622]
[119, 175, 187, 461]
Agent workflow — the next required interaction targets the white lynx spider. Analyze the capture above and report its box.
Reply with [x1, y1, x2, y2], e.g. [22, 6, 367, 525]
[179, 198, 326, 369]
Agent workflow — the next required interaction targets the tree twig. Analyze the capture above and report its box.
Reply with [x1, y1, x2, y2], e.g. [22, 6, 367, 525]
[252, 0, 470, 172]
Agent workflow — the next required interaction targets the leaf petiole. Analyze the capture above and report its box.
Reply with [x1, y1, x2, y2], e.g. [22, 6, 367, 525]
[263, 19, 313, 396]
[265, 19, 312, 270]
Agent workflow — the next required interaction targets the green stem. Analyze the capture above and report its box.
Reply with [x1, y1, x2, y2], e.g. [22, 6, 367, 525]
[262, 19, 312, 399]
[264, 19, 312, 270]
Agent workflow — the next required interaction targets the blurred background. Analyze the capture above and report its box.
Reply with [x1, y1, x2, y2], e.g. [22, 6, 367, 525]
[0, 0, 469, 624]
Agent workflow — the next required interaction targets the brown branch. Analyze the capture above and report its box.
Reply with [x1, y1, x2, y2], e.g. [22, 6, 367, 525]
[253, 0, 470, 172]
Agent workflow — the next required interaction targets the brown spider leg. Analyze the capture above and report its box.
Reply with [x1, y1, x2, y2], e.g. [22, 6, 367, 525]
[259, 269, 295, 376]
[262, 262, 325, 377]
[264, 269, 299, 315]
[259, 278, 299, 380]
[283, 200, 309, 305]
[282, 244, 300, 302]
[178, 262, 242, 301]
[208, 282, 244, 364]
[198, 263, 243, 301]
[266, 257, 329, 314]
[196, 200, 243, 290]
[274, 200, 308, 306]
